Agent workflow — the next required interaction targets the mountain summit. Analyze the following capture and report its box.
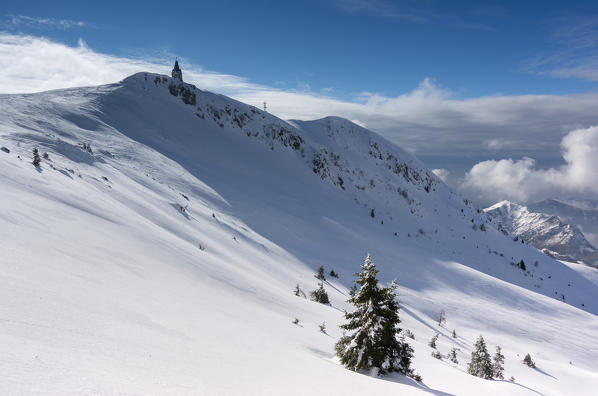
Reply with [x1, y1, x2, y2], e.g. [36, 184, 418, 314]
[1, 73, 598, 395]
[485, 200, 598, 267]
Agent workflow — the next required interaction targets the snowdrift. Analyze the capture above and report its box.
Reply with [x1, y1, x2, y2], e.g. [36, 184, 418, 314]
[1, 73, 597, 395]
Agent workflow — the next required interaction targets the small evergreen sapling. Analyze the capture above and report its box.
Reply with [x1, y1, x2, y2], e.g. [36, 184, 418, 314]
[294, 283, 306, 298]
[315, 265, 326, 281]
[310, 282, 330, 304]
[428, 333, 439, 349]
[492, 346, 505, 379]
[452, 329, 457, 338]
[32, 148, 41, 166]
[467, 335, 493, 379]
[449, 347, 458, 364]
[523, 353, 535, 368]
[319, 321, 326, 333]
[403, 329, 415, 339]
[438, 309, 446, 327]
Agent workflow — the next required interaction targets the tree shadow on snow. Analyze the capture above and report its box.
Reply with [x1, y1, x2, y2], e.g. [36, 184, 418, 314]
[401, 306, 468, 349]
[533, 366, 556, 379]
[379, 372, 457, 396]
[498, 379, 545, 396]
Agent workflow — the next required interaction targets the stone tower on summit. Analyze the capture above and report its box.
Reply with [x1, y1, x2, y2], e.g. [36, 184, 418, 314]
[172, 59, 183, 81]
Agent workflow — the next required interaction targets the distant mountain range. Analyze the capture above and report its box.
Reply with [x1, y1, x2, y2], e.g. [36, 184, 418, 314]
[485, 200, 598, 267]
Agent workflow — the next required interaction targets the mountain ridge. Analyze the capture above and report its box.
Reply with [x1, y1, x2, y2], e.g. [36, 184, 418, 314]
[1, 72, 598, 395]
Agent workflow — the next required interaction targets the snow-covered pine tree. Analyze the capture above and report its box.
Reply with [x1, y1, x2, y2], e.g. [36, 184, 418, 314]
[319, 321, 326, 333]
[334, 254, 414, 376]
[437, 309, 446, 327]
[294, 283, 305, 298]
[449, 347, 458, 363]
[315, 265, 326, 281]
[523, 353, 535, 368]
[309, 282, 329, 304]
[32, 148, 41, 166]
[492, 346, 505, 379]
[428, 333, 439, 349]
[467, 335, 493, 379]
[452, 329, 457, 338]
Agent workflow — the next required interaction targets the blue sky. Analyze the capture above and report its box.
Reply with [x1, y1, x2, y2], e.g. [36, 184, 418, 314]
[3, 0, 598, 98]
[2, 0, 598, 204]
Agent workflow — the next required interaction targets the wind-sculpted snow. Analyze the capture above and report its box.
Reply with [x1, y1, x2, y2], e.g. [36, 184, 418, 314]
[1, 72, 598, 395]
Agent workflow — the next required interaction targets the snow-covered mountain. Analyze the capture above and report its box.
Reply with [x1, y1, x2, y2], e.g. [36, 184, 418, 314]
[484, 201, 598, 267]
[1, 73, 598, 395]
[529, 199, 598, 248]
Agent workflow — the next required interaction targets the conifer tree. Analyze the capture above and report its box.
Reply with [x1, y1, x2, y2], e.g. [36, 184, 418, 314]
[492, 346, 505, 379]
[315, 265, 326, 281]
[335, 254, 414, 376]
[523, 353, 535, 368]
[467, 335, 493, 379]
[309, 282, 330, 304]
[428, 333, 439, 349]
[449, 347, 458, 364]
[294, 283, 305, 298]
[319, 322, 326, 333]
[452, 329, 457, 338]
[32, 148, 41, 166]
[438, 309, 446, 327]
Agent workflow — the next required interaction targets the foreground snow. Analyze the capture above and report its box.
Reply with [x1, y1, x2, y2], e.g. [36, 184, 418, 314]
[1, 73, 597, 395]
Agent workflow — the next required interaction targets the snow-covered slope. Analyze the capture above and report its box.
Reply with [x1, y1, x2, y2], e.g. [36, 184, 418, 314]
[1, 73, 598, 395]
[484, 200, 598, 267]
[529, 199, 598, 249]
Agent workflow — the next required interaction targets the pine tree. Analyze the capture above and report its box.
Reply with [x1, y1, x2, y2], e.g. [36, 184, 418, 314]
[452, 329, 457, 338]
[449, 347, 458, 364]
[438, 309, 446, 327]
[467, 335, 493, 379]
[319, 321, 326, 333]
[309, 282, 329, 304]
[428, 333, 439, 349]
[32, 148, 41, 166]
[315, 265, 326, 281]
[294, 283, 305, 298]
[523, 353, 535, 368]
[492, 346, 505, 379]
[335, 254, 414, 376]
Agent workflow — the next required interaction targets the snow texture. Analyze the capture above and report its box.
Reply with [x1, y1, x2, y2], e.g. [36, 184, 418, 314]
[1, 72, 598, 395]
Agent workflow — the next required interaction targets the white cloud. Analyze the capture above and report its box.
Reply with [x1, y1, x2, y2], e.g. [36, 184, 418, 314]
[432, 169, 450, 182]
[462, 126, 598, 203]
[4, 32, 598, 206]
[5, 15, 86, 29]
[527, 16, 598, 81]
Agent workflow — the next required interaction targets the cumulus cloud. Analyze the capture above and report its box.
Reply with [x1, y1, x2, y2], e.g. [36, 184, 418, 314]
[462, 126, 598, 203]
